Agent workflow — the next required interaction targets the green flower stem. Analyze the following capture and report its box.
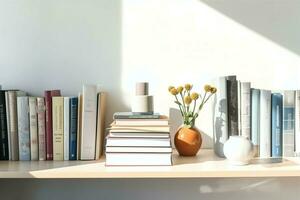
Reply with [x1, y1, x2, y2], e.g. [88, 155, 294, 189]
[192, 100, 196, 116]
[180, 92, 187, 115]
[175, 95, 184, 116]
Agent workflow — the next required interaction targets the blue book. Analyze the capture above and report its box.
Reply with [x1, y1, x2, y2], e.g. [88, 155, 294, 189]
[271, 93, 283, 157]
[69, 97, 78, 160]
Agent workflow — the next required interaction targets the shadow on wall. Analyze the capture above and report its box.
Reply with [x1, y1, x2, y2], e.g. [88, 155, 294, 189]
[200, 0, 300, 55]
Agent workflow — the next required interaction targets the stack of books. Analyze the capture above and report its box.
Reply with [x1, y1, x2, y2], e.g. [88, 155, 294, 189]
[106, 112, 172, 166]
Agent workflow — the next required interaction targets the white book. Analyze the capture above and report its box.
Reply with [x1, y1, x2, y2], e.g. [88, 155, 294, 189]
[29, 97, 38, 160]
[80, 85, 97, 160]
[17, 97, 30, 161]
[106, 137, 171, 147]
[108, 132, 170, 138]
[95, 92, 107, 160]
[241, 82, 251, 139]
[115, 118, 169, 126]
[283, 90, 296, 157]
[37, 97, 46, 160]
[5, 92, 11, 160]
[259, 90, 272, 158]
[295, 90, 300, 156]
[251, 89, 260, 157]
[106, 146, 173, 153]
[213, 76, 228, 158]
[106, 153, 172, 166]
[64, 97, 70, 160]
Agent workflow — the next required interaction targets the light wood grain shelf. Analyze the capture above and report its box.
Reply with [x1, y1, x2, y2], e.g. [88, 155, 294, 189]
[0, 149, 300, 178]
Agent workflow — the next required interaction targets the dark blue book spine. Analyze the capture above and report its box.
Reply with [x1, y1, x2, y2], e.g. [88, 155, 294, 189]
[0, 91, 8, 160]
[69, 97, 78, 160]
[271, 93, 283, 157]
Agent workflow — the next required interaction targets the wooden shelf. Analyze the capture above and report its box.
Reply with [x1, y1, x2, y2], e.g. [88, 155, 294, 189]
[0, 149, 300, 178]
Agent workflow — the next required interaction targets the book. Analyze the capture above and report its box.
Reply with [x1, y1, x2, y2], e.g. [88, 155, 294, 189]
[283, 90, 295, 157]
[106, 153, 172, 166]
[52, 97, 64, 160]
[226, 76, 239, 136]
[0, 90, 9, 160]
[108, 132, 170, 138]
[271, 93, 283, 157]
[7, 91, 26, 161]
[106, 137, 171, 147]
[237, 80, 242, 136]
[113, 112, 160, 119]
[69, 97, 78, 160]
[106, 146, 173, 153]
[63, 97, 70, 160]
[45, 90, 61, 160]
[295, 90, 300, 156]
[5, 92, 11, 160]
[17, 96, 30, 161]
[37, 97, 46, 160]
[115, 117, 169, 126]
[213, 76, 228, 158]
[240, 82, 251, 139]
[29, 97, 38, 160]
[77, 94, 82, 160]
[110, 124, 170, 133]
[259, 90, 271, 158]
[251, 89, 260, 157]
[80, 85, 97, 160]
[95, 92, 107, 160]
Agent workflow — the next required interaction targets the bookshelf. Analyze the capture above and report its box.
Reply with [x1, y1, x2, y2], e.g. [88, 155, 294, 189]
[0, 149, 300, 178]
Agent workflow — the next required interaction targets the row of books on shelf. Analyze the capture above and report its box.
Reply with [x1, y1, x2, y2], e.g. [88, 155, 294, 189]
[0, 85, 106, 161]
[214, 75, 300, 158]
[106, 112, 172, 166]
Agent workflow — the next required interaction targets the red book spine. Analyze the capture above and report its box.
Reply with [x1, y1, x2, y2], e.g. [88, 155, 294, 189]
[45, 90, 61, 160]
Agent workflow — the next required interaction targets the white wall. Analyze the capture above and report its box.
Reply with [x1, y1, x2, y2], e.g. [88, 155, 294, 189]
[0, 0, 300, 199]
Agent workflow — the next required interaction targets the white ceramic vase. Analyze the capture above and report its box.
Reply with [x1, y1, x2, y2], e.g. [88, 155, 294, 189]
[223, 136, 254, 165]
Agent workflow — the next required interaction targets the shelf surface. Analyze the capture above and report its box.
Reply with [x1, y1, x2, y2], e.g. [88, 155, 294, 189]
[0, 149, 300, 178]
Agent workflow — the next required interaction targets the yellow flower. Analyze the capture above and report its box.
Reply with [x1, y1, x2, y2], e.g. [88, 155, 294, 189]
[170, 88, 178, 95]
[210, 87, 217, 94]
[184, 84, 192, 91]
[184, 96, 192, 105]
[177, 86, 183, 93]
[204, 84, 212, 92]
[168, 86, 175, 92]
[190, 92, 199, 100]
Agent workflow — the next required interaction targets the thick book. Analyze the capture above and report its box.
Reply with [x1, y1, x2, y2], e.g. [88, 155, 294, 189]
[63, 97, 70, 160]
[5, 92, 11, 160]
[110, 124, 170, 133]
[29, 97, 38, 160]
[213, 76, 228, 158]
[106, 153, 172, 166]
[37, 97, 46, 160]
[259, 90, 272, 158]
[0, 90, 9, 160]
[106, 137, 171, 147]
[283, 90, 295, 157]
[69, 97, 78, 160]
[52, 97, 64, 160]
[77, 94, 82, 160]
[45, 90, 61, 160]
[226, 76, 239, 136]
[106, 146, 173, 153]
[240, 82, 251, 139]
[295, 90, 300, 156]
[80, 85, 97, 160]
[108, 132, 170, 138]
[251, 89, 260, 157]
[115, 117, 169, 126]
[113, 112, 160, 119]
[95, 92, 107, 160]
[271, 93, 283, 157]
[17, 97, 30, 161]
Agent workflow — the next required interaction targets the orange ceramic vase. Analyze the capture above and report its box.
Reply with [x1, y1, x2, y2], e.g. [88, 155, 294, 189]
[174, 126, 202, 156]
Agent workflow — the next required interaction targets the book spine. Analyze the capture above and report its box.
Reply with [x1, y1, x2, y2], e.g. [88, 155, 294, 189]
[95, 92, 107, 159]
[295, 90, 300, 156]
[17, 97, 30, 161]
[271, 93, 283, 157]
[77, 94, 82, 160]
[226, 76, 239, 136]
[52, 97, 64, 160]
[80, 85, 97, 160]
[45, 90, 61, 160]
[241, 82, 251, 139]
[0, 91, 9, 160]
[63, 97, 70, 160]
[37, 97, 46, 161]
[251, 89, 260, 157]
[8, 91, 19, 160]
[69, 97, 78, 160]
[237, 81, 242, 136]
[5, 92, 11, 160]
[283, 90, 296, 157]
[259, 90, 271, 158]
[213, 77, 228, 158]
[29, 97, 38, 160]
